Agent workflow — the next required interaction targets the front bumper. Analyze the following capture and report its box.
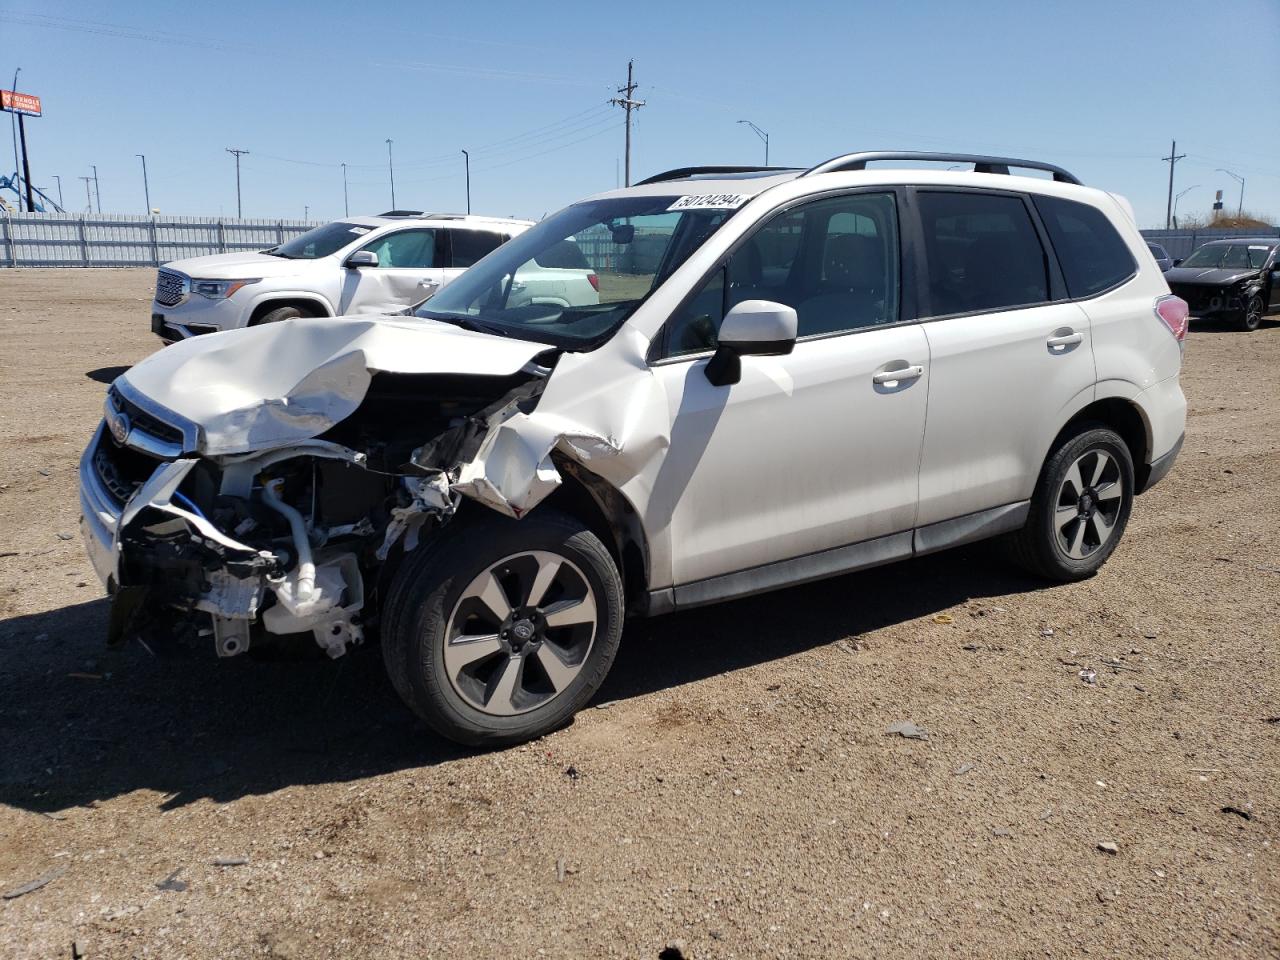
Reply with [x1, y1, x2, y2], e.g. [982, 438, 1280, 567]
[151, 294, 248, 340]
[1167, 285, 1245, 319]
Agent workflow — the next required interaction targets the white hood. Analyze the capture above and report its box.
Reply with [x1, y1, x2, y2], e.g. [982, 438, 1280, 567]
[163, 251, 318, 279]
[119, 315, 554, 455]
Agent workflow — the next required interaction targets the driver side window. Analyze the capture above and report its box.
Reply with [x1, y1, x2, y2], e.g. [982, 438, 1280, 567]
[663, 192, 900, 357]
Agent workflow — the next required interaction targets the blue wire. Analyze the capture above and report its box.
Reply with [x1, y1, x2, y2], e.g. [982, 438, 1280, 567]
[171, 490, 208, 520]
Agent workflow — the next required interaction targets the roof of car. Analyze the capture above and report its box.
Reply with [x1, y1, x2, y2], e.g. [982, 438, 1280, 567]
[343, 213, 534, 229]
[1197, 237, 1279, 246]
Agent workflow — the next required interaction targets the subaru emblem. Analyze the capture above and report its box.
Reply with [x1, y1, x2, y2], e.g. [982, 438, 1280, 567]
[107, 410, 131, 445]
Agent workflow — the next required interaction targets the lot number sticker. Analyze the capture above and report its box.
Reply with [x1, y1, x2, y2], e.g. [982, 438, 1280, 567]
[668, 194, 750, 211]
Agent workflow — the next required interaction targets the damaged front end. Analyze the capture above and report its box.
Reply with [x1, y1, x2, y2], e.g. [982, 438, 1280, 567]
[80, 341, 611, 660]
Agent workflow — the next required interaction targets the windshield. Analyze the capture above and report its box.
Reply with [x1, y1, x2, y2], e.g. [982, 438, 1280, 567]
[1181, 243, 1273, 270]
[269, 221, 375, 259]
[415, 196, 738, 347]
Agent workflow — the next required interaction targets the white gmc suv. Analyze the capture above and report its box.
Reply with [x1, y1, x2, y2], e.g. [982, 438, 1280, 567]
[82, 152, 1187, 747]
[149, 212, 540, 342]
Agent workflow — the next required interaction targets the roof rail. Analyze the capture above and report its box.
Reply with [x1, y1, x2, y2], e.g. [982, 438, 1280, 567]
[802, 152, 1082, 185]
[635, 165, 798, 185]
[377, 209, 425, 217]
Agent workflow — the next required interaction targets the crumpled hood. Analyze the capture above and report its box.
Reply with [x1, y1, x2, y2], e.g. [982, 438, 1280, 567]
[119, 315, 553, 456]
[162, 251, 320, 280]
[1164, 266, 1258, 286]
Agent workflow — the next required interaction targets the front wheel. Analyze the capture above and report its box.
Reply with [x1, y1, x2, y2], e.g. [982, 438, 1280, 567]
[382, 510, 623, 747]
[1006, 425, 1134, 582]
[254, 305, 307, 325]
[1237, 294, 1264, 332]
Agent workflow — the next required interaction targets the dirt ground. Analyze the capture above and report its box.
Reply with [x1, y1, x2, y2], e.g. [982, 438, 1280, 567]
[0, 268, 1277, 960]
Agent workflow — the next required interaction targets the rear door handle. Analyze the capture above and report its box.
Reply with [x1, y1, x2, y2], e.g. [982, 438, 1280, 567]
[1047, 331, 1084, 350]
[873, 364, 923, 385]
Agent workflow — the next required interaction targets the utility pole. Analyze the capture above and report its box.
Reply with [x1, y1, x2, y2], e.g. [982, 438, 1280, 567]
[737, 120, 769, 165]
[136, 154, 150, 214]
[1162, 139, 1185, 229]
[341, 162, 349, 217]
[304, 204, 309, 221]
[385, 139, 395, 208]
[1216, 168, 1245, 217]
[91, 163, 101, 214]
[226, 148, 249, 218]
[609, 59, 645, 187]
[78, 175, 93, 212]
[52, 173, 62, 208]
[9, 66, 20, 211]
[461, 149, 470, 214]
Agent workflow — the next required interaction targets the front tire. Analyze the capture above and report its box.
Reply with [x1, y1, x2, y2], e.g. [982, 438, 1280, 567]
[1237, 294, 1264, 332]
[1006, 424, 1134, 582]
[254, 305, 308, 325]
[382, 510, 623, 747]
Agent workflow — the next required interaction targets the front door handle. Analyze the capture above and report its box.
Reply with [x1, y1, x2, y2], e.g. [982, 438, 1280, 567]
[873, 364, 923, 385]
[1047, 331, 1084, 351]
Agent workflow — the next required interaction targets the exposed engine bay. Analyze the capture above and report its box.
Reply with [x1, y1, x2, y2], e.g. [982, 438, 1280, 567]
[82, 316, 624, 661]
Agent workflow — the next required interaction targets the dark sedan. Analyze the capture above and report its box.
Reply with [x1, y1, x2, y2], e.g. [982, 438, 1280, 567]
[1165, 238, 1280, 331]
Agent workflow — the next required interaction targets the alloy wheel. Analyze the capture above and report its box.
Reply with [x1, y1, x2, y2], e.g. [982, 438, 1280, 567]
[444, 550, 598, 716]
[1055, 449, 1124, 560]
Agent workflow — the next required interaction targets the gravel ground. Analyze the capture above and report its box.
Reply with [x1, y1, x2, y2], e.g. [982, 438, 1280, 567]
[0, 268, 1277, 960]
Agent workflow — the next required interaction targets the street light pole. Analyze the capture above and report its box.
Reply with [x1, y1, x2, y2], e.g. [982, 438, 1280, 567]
[1173, 184, 1199, 226]
[341, 162, 349, 217]
[385, 139, 395, 208]
[52, 173, 62, 209]
[79, 175, 93, 212]
[136, 154, 150, 214]
[737, 119, 770, 165]
[461, 149, 470, 214]
[1215, 168, 1245, 217]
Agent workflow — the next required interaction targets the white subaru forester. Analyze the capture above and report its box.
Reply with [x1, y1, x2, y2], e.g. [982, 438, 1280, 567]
[82, 152, 1187, 746]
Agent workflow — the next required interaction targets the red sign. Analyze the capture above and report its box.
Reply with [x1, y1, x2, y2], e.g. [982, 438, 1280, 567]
[0, 90, 42, 117]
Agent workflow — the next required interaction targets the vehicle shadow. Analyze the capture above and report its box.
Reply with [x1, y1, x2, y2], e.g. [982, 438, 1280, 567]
[86, 365, 131, 384]
[0, 542, 1047, 813]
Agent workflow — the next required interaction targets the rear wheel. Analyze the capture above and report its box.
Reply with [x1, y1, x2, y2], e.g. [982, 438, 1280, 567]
[1006, 425, 1134, 581]
[382, 510, 623, 747]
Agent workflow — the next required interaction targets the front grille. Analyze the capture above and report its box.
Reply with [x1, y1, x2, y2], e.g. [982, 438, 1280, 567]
[1169, 284, 1220, 313]
[107, 385, 186, 448]
[92, 431, 161, 506]
[155, 269, 187, 307]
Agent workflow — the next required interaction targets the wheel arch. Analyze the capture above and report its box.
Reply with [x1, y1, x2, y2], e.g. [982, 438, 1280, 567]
[540, 455, 651, 617]
[1050, 396, 1151, 490]
[247, 295, 333, 325]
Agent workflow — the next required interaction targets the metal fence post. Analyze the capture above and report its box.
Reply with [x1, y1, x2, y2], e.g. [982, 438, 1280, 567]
[2, 213, 13, 267]
[217, 220, 226, 254]
[78, 215, 89, 266]
[276, 220, 284, 245]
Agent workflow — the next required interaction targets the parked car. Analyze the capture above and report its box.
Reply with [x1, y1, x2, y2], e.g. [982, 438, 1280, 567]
[1146, 241, 1173, 273]
[149, 212, 535, 342]
[1164, 238, 1280, 331]
[81, 152, 1187, 747]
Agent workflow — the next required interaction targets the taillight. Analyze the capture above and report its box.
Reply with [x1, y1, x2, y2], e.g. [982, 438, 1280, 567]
[587, 272, 600, 292]
[1155, 295, 1188, 344]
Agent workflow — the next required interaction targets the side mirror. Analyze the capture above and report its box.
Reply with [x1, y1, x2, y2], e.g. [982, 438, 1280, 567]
[704, 300, 798, 387]
[345, 250, 379, 269]
[1172, 258, 1183, 267]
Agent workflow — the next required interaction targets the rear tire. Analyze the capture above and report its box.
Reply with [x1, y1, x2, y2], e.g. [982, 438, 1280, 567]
[254, 305, 308, 325]
[1006, 424, 1134, 582]
[382, 509, 623, 747]
[1237, 295, 1264, 332]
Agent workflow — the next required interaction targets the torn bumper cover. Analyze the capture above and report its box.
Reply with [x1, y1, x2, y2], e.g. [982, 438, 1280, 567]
[79, 425, 365, 658]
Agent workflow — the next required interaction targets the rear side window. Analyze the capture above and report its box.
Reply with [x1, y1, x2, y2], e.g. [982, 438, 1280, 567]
[1034, 195, 1136, 298]
[449, 229, 505, 268]
[918, 192, 1049, 317]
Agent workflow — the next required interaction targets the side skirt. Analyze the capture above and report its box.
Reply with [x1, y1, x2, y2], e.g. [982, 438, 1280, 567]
[643, 501, 1029, 616]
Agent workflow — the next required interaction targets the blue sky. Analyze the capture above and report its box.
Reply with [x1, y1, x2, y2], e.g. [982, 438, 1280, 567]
[3, 0, 1278, 227]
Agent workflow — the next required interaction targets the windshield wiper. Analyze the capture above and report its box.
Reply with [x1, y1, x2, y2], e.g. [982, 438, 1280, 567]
[422, 312, 509, 337]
